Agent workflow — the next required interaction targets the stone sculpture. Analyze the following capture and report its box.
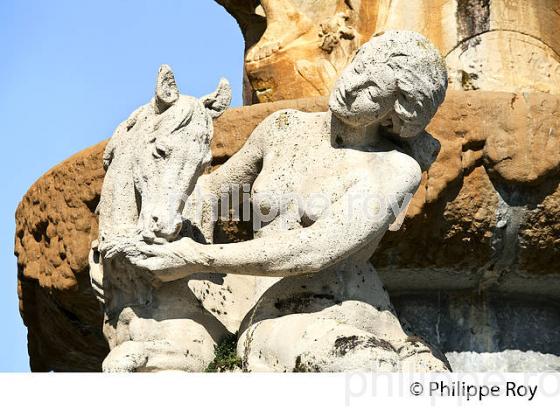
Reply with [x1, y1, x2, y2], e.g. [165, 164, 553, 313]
[375, 0, 560, 94]
[97, 31, 450, 372]
[17, 92, 560, 373]
[217, 0, 560, 103]
[217, 0, 366, 103]
[92, 65, 235, 371]
[14, 4, 560, 373]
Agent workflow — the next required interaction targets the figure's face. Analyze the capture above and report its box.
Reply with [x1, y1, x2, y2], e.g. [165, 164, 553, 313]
[329, 44, 398, 128]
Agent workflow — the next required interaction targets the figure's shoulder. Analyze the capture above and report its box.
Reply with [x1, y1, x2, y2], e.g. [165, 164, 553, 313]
[364, 149, 422, 192]
[388, 149, 422, 171]
[252, 109, 324, 143]
[259, 108, 322, 127]
[387, 150, 422, 190]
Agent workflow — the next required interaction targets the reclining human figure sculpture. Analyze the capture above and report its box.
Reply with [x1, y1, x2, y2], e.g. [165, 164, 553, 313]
[96, 30, 451, 372]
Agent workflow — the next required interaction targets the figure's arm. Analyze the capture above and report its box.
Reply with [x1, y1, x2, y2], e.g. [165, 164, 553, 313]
[201, 111, 274, 195]
[136, 158, 421, 280]
[182, 112, 272, 242]
[197, 170, 420, 276]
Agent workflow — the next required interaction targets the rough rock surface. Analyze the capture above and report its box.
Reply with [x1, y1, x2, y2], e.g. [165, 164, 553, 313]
[375, 90, 560, 291]
[15, 91, 560, 371]
[217, 0, 560, 103]
[15, 145, 107, 371]
[391, 291, 560, 371]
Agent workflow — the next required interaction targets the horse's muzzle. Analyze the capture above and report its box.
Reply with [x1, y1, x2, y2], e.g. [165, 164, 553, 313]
[143, 214, 182, 243]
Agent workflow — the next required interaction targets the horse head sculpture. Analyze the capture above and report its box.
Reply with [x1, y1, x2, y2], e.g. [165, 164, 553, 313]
[102, 65, 231, 244]
[135, 65, 230, 242]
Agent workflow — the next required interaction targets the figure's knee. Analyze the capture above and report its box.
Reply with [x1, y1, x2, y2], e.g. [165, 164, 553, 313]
[102, 341, 149, 373]
[237, 321, 282, 372]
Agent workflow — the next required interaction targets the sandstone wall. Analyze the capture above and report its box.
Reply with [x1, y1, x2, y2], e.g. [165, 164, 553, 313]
[15, 91, 560, 370]
[15, 145, 107, 371]
[217, 0, 560, 103]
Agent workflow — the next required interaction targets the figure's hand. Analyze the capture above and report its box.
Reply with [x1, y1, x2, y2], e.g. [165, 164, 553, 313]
[126, 237, 209, 282]
[99, 235, 146, 261]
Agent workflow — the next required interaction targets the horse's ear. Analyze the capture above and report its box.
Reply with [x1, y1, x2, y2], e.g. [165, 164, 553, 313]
[154, 64, 179, 114]
[200, 78, 232, 119]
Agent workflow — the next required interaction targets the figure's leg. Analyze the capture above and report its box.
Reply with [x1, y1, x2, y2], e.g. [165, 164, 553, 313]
[102, 341, 149, 372]
[139, 318, 219, 372]
[246, 0, 313, 62]
[102, 337, 216, 373]
[103, 313, 223, 372]
[238, 314, 402, 372]
[238, 307, 450, 372]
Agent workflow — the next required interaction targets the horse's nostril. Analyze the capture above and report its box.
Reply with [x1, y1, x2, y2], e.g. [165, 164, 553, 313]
[150, 215, 162, 232]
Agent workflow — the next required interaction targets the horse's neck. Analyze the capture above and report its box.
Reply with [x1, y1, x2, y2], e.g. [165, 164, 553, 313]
[98, 127, 140, 242]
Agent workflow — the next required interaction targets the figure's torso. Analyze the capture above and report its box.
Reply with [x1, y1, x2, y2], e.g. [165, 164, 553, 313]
[246, 110, 419, 310]
[251, 110, 414, 235]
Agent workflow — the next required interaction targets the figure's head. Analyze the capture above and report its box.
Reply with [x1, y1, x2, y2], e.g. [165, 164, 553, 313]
[328, 30, 448, 138]
[132, 65, 231, 242]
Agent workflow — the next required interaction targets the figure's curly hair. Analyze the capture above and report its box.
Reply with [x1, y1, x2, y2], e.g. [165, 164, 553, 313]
[365, 30, 448, 138]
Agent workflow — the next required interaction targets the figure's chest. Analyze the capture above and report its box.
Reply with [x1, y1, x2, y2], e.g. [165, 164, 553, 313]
[251, 141, 366, 223]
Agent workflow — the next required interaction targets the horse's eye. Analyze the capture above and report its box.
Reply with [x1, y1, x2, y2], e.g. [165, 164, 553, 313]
[153, 144, 169, 159]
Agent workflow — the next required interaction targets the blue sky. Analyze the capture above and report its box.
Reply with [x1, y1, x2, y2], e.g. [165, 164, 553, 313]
[0, 0, 244, 371]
